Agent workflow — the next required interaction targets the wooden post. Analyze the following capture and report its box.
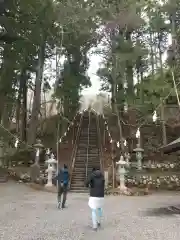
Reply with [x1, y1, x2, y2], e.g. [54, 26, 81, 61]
[160, 99, 167, 145]
[111, 140, 116, 188]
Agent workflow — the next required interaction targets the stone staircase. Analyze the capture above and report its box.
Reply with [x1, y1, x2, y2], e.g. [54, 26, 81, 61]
[0, 167, 8, 183]
[70, 111, 101, 192]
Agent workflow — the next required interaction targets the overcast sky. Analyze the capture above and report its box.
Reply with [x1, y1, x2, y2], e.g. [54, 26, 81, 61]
[82, 50, 102, 95]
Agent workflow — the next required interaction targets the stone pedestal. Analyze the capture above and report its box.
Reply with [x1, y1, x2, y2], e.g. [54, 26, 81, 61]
[46, 165, 53, 187]
[34, 139, 44, 165]
[0, 139, 3, 167]
[133, 145, 144, 170]
[30, 164, 40, 182]
[45, 154, 57, 187]
[104, 170, 108, 188]
[125, 152, 130, 164]
[116, 155, 129, 191]
[119, 167, 126, 190]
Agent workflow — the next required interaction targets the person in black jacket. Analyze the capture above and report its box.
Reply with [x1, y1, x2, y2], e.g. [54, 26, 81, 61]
[86, 167, 105, 231]
[55, 164, 69, 209]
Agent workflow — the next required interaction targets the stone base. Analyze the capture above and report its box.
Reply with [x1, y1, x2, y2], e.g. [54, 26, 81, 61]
[105, 187, 150, 196]
[105, 187, 131, 196]
[45, 183, 53, 187]
[0, 175, 8, 183]
[118, 185, 127, 190]
[28, 183, 57, 193]
[44, 185, 57, 192]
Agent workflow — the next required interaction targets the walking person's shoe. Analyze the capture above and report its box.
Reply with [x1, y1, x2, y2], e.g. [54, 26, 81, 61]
[61, 202, 66, 209]
[97, 222, 101, 228]
[57, 202, 61, 209]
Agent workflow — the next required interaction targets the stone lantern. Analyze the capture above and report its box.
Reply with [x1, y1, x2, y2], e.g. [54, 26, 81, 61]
[45, 148, 50, 161]
[116, 155, 129, 191]
[133, 144, 144, 170]
[34, 139, 44, 165]
[45, 153, 57, 187]
[0, 138, 4, 167]
[124, 152, 130, 164]
[30, 139, 43, 182]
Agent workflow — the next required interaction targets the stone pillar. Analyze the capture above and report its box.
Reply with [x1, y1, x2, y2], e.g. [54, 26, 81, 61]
[133, 145, 144, 171]
[116, 155, 129, 191]
[46, 164, 54, 187]
[30, 164, 40, 182]
[45, 154, 57, 188]
[45, 148, 50, 161]
[0, 138, 4, 167]
[34, 139, 44, 165]
[104, 170, 108, 189]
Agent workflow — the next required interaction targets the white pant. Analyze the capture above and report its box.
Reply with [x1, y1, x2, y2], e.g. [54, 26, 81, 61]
[88, 197, 104, 209]
[88, 197, 104, 228]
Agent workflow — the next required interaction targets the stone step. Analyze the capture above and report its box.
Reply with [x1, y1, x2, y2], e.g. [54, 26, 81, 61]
[74, 165, 99, 168]
[74, 168, 86, 171]
[74, 163, 100, 166]
[75, 158, 99, 160]
[76, 151, 99, 153]
[78, 142, 98, 144]
[72, 174, 85, 178]
[70, 189, 89, 193]
[72, 174, 85, 177]
[76, 153, 99, 154]
[75, 161, 100, 164]
[70, 182, 87, 186]
[71, 175, 85, 179]
[71, 182, 85, 186]
[76, 153, 99, 155]
[72, 173, 85, 177]
[73, 165, 84, 167]
[71, 181, 85, 184]
[75, 159, 99, 162]
[0, 175, 8, 183]
[72, 170, 85, 173]
[71, 179, 85, 182]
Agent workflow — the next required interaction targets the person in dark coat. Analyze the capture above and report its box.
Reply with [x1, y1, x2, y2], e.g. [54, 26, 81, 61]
[56, 164, 69, 209]
[86, 167, 105, 231]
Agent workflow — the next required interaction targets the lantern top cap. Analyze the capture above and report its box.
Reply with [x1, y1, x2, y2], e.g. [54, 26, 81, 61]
[116, 155, 127, 165]
[46, 158, 57, 164]
[133, 144, 144, 152]
[34, 139, 44, 148]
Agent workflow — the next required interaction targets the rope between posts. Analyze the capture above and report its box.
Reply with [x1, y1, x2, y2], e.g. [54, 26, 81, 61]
[86, 110, 90, 180]
[0, 110, 79, 155]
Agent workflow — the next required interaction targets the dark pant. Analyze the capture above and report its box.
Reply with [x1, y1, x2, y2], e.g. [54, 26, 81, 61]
[58, 184, 67, 207]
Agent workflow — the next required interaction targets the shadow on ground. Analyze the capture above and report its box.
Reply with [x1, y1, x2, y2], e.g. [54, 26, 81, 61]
[143, 205, 180, 217]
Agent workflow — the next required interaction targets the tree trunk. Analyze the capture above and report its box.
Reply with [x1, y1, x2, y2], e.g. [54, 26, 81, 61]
[2, 104, 10, 129]
[28, 43, 45, 145]
[160, 99, 167, 145]
[111, 80, 116, 113]
[149, 31, 155, 76]
[126, 32, 134, 100]
[112, 52, 124, 154]
[16, 69, 26, 134]
[21, 71, 28, 142]
[43, 91, 47, 119]
[0, 45, 12, 121]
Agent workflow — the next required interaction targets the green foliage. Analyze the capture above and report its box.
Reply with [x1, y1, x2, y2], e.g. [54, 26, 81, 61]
[136, 68, 180, 106]
[1, 0, 180, 148]
[0, 0, 101, 142]
[97, 0, 180, 115]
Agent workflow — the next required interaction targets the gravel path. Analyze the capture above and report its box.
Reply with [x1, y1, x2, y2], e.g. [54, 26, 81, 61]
[0, 182, 180, 240]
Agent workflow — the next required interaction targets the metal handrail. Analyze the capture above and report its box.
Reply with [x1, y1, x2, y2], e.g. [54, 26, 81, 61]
[69, 112, 84, 188]
[85, 110, 91, 180]
[96, 114, 104, 171]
